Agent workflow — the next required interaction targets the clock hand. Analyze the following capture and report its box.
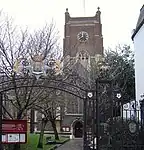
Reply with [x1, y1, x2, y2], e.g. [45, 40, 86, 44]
[80, 33, 83, 40]
[82, 32, 84, 38]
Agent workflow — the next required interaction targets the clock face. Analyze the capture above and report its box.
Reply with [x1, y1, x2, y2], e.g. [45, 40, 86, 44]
[77, 31, 89, 42]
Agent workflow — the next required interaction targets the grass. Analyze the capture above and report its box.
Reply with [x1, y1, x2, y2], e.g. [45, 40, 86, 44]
[20, 133, 69, 150]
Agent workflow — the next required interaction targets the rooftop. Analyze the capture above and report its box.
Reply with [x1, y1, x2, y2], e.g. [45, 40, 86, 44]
[132, 5, 144, 40]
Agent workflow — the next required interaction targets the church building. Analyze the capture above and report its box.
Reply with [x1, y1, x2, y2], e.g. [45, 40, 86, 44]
[60, 7, 104, 138]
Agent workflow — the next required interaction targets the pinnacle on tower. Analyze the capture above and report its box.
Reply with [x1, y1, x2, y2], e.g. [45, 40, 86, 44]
[65, 8, 70, 23]
[96, 6, 101, 23]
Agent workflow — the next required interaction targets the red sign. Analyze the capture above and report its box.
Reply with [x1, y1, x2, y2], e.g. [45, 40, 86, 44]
[2, 120, 27, 144]
[2, 120, 27, 133]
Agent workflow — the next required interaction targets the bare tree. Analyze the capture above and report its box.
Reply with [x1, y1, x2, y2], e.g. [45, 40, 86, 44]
[35, 88, 65, 148]
[34, 56, 90, 148]
[0, 12, 60, 150]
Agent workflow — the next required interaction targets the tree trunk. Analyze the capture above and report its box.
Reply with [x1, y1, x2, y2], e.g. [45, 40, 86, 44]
[17, 110, 23, 120]
[51, 119, 59, 140]
[37, 119, 48, 149]
[30, 109, 35, 133]
[13, 144, 20, 150]
[12, 111, 23, 150]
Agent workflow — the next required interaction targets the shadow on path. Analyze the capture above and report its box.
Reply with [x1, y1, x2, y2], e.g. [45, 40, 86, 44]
[56, 139, 83, 150]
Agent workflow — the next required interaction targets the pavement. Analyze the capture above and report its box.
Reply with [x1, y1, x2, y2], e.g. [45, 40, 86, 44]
[56, 139, 83, 150]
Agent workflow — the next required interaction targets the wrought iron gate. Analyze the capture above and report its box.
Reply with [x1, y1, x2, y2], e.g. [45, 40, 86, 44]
[83, 79, 144, 150]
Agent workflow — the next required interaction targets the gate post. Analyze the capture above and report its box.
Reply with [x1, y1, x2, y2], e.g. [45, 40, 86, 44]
[95, 79, 99, 150]
[83, 91, 88, 150]
[109, 80, 113, 149]
[0, 92, 3, 150]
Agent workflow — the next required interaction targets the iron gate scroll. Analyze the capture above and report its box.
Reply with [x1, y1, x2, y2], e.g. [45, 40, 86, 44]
[0, 76, 89, 149]
[83, 79, 144, 150]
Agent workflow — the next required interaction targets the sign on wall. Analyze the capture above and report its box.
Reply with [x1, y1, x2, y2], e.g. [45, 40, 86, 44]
[2, 120, 27, 144]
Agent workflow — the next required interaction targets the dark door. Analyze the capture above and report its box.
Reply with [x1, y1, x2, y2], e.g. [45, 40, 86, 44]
[74, 121, 83, 138]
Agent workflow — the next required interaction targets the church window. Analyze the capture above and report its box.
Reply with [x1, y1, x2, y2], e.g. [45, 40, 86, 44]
[79, 53, 82, 59]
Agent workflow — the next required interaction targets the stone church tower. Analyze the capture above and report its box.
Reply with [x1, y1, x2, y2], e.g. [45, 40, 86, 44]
[63, 7, 103, 67]
[61, 7, 104, 138]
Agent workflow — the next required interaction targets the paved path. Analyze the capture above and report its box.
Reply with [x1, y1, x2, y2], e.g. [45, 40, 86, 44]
[56, 139, 83, 150]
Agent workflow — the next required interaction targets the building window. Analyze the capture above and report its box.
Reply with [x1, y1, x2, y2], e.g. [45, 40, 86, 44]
[62, 126, 70, 132]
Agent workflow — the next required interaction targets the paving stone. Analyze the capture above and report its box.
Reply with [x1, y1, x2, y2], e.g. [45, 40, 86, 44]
[56, 139, 83, 150]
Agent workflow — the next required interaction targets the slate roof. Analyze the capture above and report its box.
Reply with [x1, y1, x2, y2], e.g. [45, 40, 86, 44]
[132, 5, 144, 40]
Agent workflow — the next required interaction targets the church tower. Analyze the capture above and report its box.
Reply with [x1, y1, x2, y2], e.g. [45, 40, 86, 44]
[61, 8, 104, 138]
[63, 7, 103, 70]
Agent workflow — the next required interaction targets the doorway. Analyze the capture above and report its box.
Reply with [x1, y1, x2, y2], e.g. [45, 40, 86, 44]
[73, 121, 83, 138]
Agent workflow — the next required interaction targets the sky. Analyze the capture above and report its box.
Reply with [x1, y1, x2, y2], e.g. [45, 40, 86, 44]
[0, 0, 143, 49]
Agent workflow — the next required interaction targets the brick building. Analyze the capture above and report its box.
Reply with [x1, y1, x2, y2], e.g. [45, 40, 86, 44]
[34, 7, 104, 138]
[60, 7, 104, 138]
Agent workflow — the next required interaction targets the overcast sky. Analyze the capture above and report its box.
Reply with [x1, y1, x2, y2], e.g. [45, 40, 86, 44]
[0, 0, 143, 49]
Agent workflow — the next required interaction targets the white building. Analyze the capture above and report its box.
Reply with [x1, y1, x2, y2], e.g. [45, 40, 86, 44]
[132, 5, 144, 103]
